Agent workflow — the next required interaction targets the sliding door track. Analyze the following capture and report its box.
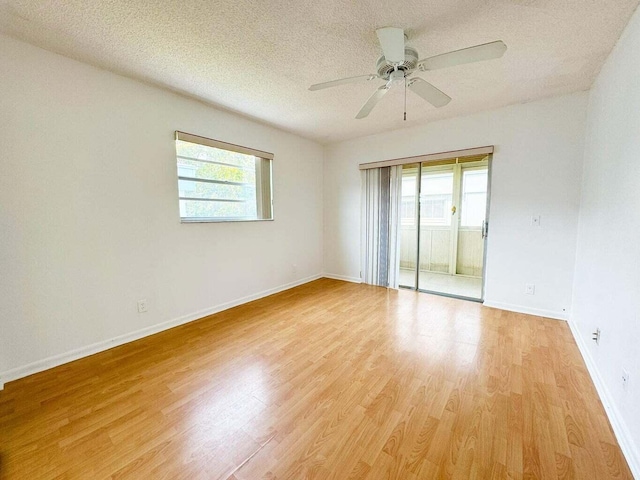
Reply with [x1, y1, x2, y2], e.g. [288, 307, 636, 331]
[399, 285, 484, 303]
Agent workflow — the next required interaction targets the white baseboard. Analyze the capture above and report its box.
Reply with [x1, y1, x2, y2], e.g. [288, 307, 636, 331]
[568, 319, 640, 479]
[482, 300, 568, 321]
[322, 273, 362, 284]
[0, 274, 322, 390]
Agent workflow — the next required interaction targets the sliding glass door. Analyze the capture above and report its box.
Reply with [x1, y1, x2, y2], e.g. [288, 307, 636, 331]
[399, 164, 419, 289]
[399, 157, 490, 300]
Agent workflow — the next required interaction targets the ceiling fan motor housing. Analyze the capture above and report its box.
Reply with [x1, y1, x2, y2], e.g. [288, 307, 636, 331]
[376, 47, 419, 79]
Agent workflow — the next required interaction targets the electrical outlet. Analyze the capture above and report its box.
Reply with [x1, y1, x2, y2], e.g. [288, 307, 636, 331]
[525, 284, 535, 295]
[622, 369, 630, 391]
[592, 328, 601, 345]
[137, 299, 148, 313]
[531, 214, 541, 227]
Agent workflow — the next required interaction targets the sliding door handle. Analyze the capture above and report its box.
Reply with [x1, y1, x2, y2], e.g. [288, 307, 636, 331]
[481, 220, 488, 238]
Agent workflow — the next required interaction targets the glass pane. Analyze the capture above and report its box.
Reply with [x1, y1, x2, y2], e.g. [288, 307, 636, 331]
[460, 169, 488, 227]
[399, 164, 419, 288]
[419, 167, 454, 282]
[179, 199, 257, 220]
[177, 157, 256, 185]
[457, 167, 488, 279]
[456, 168, 488, 280]
[178, 176, 255, 201]
[420, 172, 453, 226]
[176, 140, 255, 169]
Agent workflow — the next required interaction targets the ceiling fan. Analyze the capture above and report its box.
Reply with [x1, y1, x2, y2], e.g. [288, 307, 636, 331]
[309, 27, 507, 120]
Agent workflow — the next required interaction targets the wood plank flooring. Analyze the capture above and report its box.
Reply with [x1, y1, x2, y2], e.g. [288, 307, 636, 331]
[0, 279, 633, 479]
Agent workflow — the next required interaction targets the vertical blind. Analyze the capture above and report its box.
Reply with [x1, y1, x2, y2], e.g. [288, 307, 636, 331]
[361, 166, 402, 288]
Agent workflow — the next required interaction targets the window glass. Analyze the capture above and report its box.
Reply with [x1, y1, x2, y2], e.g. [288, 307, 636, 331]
[175, 137, 272, 222]
[460, 169, 488, 227]
[420, 171, 453, 226]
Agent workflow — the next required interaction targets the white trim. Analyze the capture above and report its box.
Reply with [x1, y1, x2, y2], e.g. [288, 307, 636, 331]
[482, 300, 568, 321]
[0, 274, 322, 390]
[322, 273, 362, 284]
[568, 320, 640, 479]
[175, 131, 274, 160]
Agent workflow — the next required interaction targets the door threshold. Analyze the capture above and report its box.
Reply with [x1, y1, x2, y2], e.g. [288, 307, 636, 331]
[419, 288, 483, 303]
[399, 285, 484, 303]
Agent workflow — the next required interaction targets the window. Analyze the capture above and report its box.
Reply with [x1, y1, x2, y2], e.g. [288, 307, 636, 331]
[175, 131, 273, 222]
[420, 172, 453, 226]
[460, 169, 488, 227]
[401, 169, 454, 226]
[401, 175, 417, 226]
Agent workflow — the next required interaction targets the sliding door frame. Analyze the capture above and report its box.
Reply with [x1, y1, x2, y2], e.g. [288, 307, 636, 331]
[480, 155, 493, 302]
[450, 163, 462, 276]
[398, 154, 493, 303]
[415, 163, 422, 290]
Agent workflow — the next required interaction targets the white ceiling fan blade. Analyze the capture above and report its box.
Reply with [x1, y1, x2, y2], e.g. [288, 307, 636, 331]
[309, 74, 378, 91]
[408, 78, 451, 108]
[418, 41, 507, 71]
[376, 27, 405, 64]
[356, 85, 389, 119]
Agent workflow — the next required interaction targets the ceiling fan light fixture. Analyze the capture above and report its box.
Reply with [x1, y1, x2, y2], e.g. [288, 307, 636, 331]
[388, 70, 405, 86]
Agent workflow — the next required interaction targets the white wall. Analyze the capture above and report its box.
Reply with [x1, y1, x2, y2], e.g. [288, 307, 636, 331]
[324, 93, 589, 319]
[0, 35, 324, 382]
[570, 6, 640, 475]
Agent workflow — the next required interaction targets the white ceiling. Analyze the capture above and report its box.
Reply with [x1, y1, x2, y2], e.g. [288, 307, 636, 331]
[1, 0, 638, 143]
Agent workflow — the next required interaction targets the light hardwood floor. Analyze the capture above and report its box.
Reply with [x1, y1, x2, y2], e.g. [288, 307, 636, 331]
[0, 279, 632, 479]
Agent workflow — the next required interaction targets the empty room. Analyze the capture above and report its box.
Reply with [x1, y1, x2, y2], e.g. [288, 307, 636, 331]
[1, 0, 639, 478]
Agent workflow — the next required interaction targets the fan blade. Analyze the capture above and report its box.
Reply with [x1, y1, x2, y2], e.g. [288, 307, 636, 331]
[309, 74, 378, 91]
[418, 41, 507, 71]
[376, 27, 405, 64]
[408, 78, 451, 108]
[356, 85, 389, 119]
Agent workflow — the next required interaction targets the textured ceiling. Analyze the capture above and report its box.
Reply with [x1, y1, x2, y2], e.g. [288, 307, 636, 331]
[1, 0, 638, 143]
